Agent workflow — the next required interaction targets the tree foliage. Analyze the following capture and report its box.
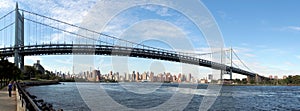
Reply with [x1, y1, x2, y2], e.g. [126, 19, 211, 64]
[0, 57, 22, 88]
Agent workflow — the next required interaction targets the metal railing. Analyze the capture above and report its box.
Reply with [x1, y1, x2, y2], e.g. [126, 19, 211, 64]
[16, 82, 41, 111]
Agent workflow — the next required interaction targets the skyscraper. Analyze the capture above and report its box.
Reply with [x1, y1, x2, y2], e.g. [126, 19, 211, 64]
[136, 72, 140, 81]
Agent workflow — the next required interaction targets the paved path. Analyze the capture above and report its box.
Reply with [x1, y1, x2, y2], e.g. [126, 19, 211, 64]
[0, 87, 16, 111]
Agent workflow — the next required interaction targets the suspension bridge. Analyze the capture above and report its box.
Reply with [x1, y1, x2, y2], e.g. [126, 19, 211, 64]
[0, 4, 267, 82]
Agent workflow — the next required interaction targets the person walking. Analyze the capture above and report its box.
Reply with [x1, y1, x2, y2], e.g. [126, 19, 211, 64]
[8, 81, 13, 97]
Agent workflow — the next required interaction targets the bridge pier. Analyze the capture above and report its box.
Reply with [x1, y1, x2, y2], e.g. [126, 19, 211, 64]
[14, 3, 24, 71]
[255, 74, 261, 84]
[246, 74, 262, 84]
[246, 76, 254, 84]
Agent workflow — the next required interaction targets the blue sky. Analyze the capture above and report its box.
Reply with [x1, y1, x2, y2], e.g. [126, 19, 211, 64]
[1, 0, 299, 79]
[203, 0, 300, 77]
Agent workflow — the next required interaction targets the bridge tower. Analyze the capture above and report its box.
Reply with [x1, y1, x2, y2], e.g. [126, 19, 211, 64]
[229, 48, 233, 80]
[14, 3, 25, 71]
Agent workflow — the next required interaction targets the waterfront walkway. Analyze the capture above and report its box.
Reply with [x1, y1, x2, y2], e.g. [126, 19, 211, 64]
[0, 87, 16, 111]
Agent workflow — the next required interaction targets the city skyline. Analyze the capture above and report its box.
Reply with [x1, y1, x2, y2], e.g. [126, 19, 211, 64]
[1, 0, 299, 79]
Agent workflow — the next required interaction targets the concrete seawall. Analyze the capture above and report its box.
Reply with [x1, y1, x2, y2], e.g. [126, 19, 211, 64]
[16, 87, 26, 111]
[23, 80, 60, 86]
[16, 80, 60, 111]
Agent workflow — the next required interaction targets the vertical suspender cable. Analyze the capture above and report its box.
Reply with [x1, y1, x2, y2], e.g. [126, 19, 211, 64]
[41, 16, 43, 44]
[9, 13, 11, 47]
[35, 14, 37, 44]
[27, 13, 28, 45]
[39, 16, 41, 44]
[62, 24, 64, 44]
[3, 15, 5, 47]
[57, 22, 60, 43]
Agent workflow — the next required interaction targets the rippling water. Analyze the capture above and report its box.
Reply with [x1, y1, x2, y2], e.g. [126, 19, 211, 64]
[26, 82, 300, 111]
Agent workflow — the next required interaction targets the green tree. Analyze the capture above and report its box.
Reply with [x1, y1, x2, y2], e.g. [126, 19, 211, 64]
[0, 57, 22, 87]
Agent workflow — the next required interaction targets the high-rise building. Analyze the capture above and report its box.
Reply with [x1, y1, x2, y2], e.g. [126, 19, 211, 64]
[124, 73, 129, 81]
[136, 72, 140, 81]
[181, 74, 186, 82]
[178, 73, 182, 83]
[150, 72, 154, 81]
[187, 73, 192, 82]
[114, 72, 120, 81]
[158, 73, 163, 82]
[172, 75, 177, 82]
[166, 73, 171, 82]
[142, 72, 147, 80]
[208, 74, 213, 80]
[208, 74, 213, 83]
[132, 71, 136, 82]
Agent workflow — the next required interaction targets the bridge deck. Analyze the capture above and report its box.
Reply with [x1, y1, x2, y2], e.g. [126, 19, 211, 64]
[0, 44, 257, 77]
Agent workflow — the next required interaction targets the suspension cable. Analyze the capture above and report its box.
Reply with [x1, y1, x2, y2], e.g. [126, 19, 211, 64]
[19, 9, 200, 55]
[232, 49, 254, 72]
[0, 10, 14, 20]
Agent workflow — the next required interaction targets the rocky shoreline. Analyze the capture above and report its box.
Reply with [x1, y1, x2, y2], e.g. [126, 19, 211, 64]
[17, 80, 62, 111]
[22, 80, 60, 86]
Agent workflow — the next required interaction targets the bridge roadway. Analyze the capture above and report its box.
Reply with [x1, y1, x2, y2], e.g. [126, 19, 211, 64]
[0, 44, 259, 78]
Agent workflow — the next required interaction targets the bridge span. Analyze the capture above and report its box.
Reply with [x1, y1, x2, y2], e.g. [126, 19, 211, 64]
[0, 3, 267, 81]
[1, 44, 259, 78]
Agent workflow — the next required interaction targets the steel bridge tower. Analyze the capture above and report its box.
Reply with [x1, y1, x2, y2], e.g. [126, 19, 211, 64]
[14, 3, 24, 71]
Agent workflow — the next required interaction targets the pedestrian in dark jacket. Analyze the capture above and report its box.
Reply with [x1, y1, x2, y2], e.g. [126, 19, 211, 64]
[8, 81, 13, 97]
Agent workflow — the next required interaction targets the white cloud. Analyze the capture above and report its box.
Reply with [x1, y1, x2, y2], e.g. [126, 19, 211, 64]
[17, 0, 95, 25]
[243, 53, 256, 57]
[6, 1, 298, 79]
[286, 26, 300, 31]
[140, 5, 172, 17]
[0, 0, 14, 11]
[280, 26, 300, 32]
[296, 55, 300, 59]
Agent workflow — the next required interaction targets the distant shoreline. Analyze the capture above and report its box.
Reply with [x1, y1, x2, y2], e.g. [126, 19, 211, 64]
[20, 80, 300, 87]
[224, 84, 300, 86]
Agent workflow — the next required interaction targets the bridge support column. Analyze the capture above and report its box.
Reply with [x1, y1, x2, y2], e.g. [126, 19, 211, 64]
[246, 76, 250, 84]
[230, 48, 233, 80]
[246, 76, 254, 84]
[255, 74, 261, 84]
[14, 3, 24, 71]
[229, 73, 232, 80]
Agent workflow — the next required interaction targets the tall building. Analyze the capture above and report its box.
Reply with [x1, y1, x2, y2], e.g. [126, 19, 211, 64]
[158, 73, 163, 82]
[109, 71, 113, 80]
[92, 70, 101, 81]
[181, 74, 186, 82]
[132, 71, 136, 81]
[208, 74, 213, 80]
[208, 74, 213, 82]
[142, 72, 147, 80]
[178, 73, 182, 83]
[136, 72, 140, 81]
[172, 75, 177, 82]
[124, 73, 129, 81]
[187, 73, 192, 82]
[115, 72, 120, 81]
[150, 72, 154, 81]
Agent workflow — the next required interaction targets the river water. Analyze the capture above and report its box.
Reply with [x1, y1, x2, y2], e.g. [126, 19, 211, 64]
[26, 82, 300, 111]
